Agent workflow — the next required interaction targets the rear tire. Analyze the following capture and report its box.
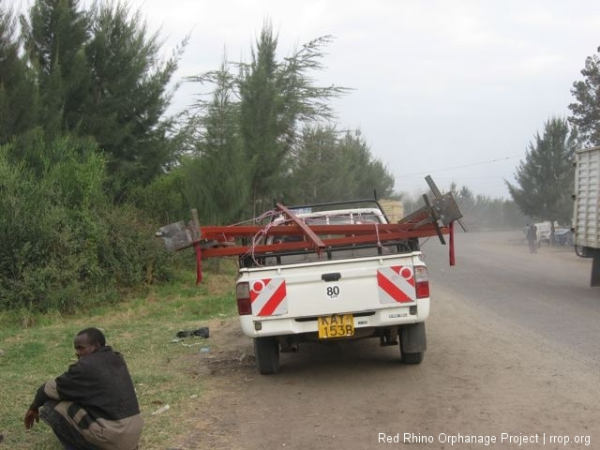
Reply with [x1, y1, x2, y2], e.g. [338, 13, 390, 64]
[401, 350, 424, 364]
[399, 322, 426, 365]
[254, 337, 280, 374]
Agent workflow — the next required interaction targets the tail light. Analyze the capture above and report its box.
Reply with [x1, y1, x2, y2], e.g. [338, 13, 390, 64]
[236, 282, 252, 315]
[414, 266, 430, 299]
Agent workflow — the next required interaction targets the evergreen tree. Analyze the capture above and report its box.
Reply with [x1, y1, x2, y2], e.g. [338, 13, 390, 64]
[236, 22, 347, 210]
[569, 46, 600, 146]
[238, 24, 282, 207]
[449, 183, 476, 218]
[506, 117, 577, 235]
[184, 59, 248, 224]
[0, 1, 37, 143]
[286, 126, 394, 204]
[284, 125, 346, 203]
[337, 130, 394, 199]
[20, 0, 90, 135]
[83, 1, 184, 196]
[21, 0, 184, 198]
[187, 23, 347, 215]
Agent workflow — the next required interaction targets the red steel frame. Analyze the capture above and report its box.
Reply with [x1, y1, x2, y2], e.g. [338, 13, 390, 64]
[158, 177, 463, 284]
[196, 204, 454, 259]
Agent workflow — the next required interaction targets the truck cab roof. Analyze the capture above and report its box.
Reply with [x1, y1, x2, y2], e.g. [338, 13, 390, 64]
[272, 207, 388, 226]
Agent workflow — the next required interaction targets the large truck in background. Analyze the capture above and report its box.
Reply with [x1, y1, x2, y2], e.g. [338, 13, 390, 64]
[573, 146, 600, 286]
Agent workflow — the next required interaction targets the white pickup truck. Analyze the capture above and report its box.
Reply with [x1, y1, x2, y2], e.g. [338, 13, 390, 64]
[157, 179, 462, 374]
[236, 205, 432, 374]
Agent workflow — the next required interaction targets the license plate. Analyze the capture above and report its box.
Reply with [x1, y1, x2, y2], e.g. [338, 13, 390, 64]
[317, 314, 354, 339]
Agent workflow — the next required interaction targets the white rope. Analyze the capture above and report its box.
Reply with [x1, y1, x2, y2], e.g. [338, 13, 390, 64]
[240, 209, 289, 266]
[374, 222, 382, 248]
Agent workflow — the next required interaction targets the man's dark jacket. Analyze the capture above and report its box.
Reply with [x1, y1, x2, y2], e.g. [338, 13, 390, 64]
[31, 346, 143, 450]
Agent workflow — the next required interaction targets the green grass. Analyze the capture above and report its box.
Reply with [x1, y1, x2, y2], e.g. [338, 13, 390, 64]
[0, 265, 238, 449]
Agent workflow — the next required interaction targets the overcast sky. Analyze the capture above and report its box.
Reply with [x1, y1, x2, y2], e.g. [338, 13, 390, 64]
[19, 0, 600, 198]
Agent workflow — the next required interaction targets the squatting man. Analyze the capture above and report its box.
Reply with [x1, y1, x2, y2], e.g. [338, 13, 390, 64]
[24, 327, 143, 450]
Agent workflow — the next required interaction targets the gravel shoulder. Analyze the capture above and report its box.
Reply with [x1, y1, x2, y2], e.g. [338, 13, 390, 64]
[170, 233, 600, 450]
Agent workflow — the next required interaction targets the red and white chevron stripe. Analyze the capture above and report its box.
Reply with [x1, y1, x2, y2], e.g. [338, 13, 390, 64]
[250, 278, 288, 316]
[377, 265, 416, 304]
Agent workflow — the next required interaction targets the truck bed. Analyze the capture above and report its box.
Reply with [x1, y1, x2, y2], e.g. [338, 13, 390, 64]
[237, 250, 429, 338]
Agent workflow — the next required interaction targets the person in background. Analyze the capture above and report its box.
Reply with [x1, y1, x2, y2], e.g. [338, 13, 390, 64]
[24, 328, 143, 450]
[526, 223, 538, 254]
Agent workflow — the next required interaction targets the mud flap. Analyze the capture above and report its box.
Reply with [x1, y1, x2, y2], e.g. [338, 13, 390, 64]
[401, 322, 427, 353]
[592, 255, 600, 287]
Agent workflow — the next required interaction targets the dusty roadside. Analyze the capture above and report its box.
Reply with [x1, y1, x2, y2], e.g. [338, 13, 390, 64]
[168, 234, 599, 450]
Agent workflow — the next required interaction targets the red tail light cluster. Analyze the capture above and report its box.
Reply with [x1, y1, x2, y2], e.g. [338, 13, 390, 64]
[414, 266, 430, 298]
[236, 282, 252, 315]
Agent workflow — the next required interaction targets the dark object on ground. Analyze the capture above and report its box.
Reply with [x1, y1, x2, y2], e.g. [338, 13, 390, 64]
[176, 327, 210, 339]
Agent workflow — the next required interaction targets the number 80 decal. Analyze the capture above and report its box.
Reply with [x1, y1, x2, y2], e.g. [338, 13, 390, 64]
[326, 285, 340, 299]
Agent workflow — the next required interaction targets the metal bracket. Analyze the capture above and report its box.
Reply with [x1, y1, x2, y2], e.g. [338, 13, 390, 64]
[426, 175, 467, 231]
[155, 209, 201, 252]
[423, 194, 445, 245]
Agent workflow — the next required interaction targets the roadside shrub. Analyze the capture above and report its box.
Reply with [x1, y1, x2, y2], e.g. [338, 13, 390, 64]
[0, 131, 176, 316]
[129, 166, 188, 225]
[98, 204, 177, 289]
[0, 133, 103, 312]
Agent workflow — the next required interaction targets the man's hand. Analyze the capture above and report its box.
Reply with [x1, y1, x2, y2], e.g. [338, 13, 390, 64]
[24, 408, 39, 429]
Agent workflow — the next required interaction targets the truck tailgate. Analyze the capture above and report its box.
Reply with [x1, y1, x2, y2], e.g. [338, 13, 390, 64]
[240, 253, 423, 319]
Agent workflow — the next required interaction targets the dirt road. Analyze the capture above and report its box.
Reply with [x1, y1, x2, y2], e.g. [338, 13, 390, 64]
[173, 231, 600, 450]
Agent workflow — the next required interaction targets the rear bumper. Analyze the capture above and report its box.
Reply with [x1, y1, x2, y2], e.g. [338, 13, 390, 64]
[239, 299, 430, 338]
